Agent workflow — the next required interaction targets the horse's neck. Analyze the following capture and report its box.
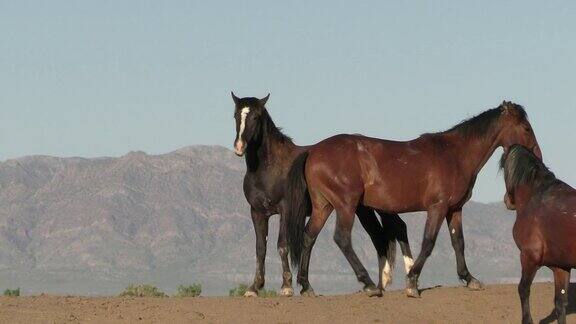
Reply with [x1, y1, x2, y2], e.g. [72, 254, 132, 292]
[245, 121, 295, 174]
[512, 174, 563, 213]
[447, 128, 501, 179]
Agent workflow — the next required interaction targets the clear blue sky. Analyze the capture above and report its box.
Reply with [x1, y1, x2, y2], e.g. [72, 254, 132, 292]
[0, 1, 574, 202]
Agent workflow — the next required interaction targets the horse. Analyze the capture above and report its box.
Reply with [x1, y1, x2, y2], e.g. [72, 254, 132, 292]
[286, 101, 542, 297]
[500, 145, 575, 324]
[231, 92, 414, 297]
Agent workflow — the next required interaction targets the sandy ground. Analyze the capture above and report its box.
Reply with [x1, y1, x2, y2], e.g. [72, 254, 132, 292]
[0, 283, 574, 323]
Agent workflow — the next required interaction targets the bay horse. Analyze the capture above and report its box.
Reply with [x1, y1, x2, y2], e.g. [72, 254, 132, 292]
[231, 92, 413, 297]
[501, 145, 575, 324]
[287, 101, 542, 297]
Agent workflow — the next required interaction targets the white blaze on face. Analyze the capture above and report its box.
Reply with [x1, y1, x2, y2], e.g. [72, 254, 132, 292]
[381, 260, 392, 288]
[404, 256, 414, 274]
[235, 107, 250, 154]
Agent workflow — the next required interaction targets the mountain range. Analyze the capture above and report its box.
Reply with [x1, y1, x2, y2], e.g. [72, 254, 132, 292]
[0, 146, 551, 296]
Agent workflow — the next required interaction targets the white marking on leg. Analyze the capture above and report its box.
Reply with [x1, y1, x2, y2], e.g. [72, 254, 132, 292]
[280, 287, 294, 297]
[244, 290, 258, 297]
[235, 107, 250, 153]
[404, 256, 414, 274]
[451, 228, 456, 234]
[381, 260, 392, 288]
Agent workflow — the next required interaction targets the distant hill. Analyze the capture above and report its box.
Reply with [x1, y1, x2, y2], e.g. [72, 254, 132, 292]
[0, 146, 550, 296]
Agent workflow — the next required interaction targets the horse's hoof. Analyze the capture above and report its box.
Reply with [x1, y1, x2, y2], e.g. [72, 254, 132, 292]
[406, 288, 421, 298]
[243, 290, 258, 297]
[300, 289, 316, 297]
[280, 287, 294, 297]
[364, 286, 382, 297]
[467, 278, 484, 291]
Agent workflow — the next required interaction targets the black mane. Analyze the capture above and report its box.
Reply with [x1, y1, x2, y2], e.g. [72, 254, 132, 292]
[499, 144, 557, 192]
[261, 109, 293, 144]
[439, 102, 527, 139]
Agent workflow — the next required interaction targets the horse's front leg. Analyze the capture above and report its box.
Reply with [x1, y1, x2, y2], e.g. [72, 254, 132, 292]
[518, 252, 537, 324]
[246, 208, 269, 297]
[446, 209, 483, 290]
[552, 266, 570, 324]
[406, 202, 447, 298]
[277, 211, 294, 296]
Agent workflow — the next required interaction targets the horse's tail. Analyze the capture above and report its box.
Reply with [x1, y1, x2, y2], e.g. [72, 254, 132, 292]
[286, 151, 311, 267]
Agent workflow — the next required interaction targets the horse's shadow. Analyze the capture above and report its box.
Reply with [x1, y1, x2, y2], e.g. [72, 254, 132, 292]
[418, 285, 443, 296]
[539, 283, 576, 324]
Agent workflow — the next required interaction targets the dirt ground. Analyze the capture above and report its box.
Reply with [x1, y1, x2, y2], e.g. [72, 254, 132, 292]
[0, 283, 574, 323]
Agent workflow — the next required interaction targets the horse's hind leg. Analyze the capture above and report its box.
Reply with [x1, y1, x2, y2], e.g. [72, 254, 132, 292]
[551, 266, 570, 324]
[518, 252, 538, 324]
[446, 209, 483, 290]
[297, 201, 333, 296]
[356, 205, 388, 295]
[246, 208, 269, 297]
[277, 211, 293, 296]
[334, 206, 379, 296]
[378, 212, 415, 275]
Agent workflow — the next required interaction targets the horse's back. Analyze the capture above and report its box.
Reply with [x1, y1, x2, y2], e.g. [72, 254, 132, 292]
[305, 134, 430, 212]
[307, 135, 364, 176]
[304, 135, 368, 207]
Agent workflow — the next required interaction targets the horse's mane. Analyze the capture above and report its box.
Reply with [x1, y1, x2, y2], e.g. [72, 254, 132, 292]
[499, 144, 557, 191]
[261, 108, 293, 144]
[437, 102, 527, 139]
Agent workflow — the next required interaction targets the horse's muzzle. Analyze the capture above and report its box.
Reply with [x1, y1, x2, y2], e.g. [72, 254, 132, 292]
[234, 141, 246, 156]
[504, 193, 516, 210]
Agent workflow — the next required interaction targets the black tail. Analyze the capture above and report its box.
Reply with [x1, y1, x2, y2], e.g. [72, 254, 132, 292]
[286, 151, 311, 267]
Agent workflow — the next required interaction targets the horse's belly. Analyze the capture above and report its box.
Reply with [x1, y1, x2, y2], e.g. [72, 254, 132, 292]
[363, 184, 421, 213]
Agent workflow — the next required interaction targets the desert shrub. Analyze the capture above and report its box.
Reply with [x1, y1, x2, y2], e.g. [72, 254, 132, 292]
[229, 284, 248, 297]
[175, 284, 202, 297]
[228, 284, 277, 297]
[119, 284, 167, 297]
[4, 288, 20, 297]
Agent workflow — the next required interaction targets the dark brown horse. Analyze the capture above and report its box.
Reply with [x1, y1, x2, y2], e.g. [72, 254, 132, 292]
[231, 92, 413, 296]
[287, 101, 542, 297]
[501, 145, 575, 324]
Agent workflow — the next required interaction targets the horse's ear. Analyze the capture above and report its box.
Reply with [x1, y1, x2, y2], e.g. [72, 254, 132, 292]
[260, 93, 270, 106]
[231, 91, 240, 105]
[502, 101, 514, 115]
